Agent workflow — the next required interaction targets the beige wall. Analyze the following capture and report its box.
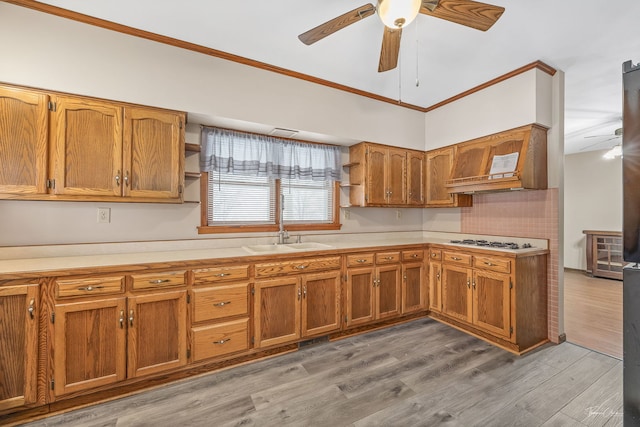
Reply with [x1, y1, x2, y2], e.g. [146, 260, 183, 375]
[564, 150, 623, 270]
[0, 3, 427, 246]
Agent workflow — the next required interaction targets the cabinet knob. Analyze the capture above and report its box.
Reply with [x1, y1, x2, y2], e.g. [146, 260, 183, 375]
[466, 279, 470, 289]
[124, 172, 129, 187]
[115, 171, 121, 187]
[213, 338, 231, 345]
[356, 259, 367, 263]
[214, 273, 230, 277]
[149, 279, 171, 284]
[296, 265, 308, 270]
[452, 257, 461, 261]
[129, 309, 134, 327]
[119, 310, 125, 329]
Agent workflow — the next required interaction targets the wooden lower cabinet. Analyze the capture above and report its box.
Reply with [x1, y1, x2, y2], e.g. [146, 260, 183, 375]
[345, 261, 401, 327]
[52, 287, 187, 397]
[430, 246, 548, 354]
[53, 297, 127, 396]
[401, 262, 426, 314]
[254, 271, 341, 348]
[0, 284, 39, 412]
[127, 291, 187, 378]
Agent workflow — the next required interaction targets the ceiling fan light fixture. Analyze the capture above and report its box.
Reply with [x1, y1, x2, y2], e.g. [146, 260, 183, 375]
[377, 0, 421, 29]
[603, 145, 623, 159]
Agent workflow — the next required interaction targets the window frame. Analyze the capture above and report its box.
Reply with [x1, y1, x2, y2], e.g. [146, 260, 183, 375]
[197, 172, 341, 234]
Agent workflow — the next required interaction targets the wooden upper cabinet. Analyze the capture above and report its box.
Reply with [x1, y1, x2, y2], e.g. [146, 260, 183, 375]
[349, 142, 412, 207]
[407, 150, 424, 206]
[0, 83, 185, 203]
[123, 107, 184, 200]
[425, 147, 472, 207]
[50, 95, 123, 197]
[387, 147, 407, 205]
[0, 85, 49, 195]
[365, 144, 387, 205]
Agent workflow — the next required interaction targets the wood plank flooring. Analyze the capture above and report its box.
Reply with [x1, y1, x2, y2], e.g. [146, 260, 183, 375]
[564, 268, 622, 359]
[20, 318, 622, 427]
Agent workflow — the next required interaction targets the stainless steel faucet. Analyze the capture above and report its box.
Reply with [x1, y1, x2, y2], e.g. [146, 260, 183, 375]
[277, 193, 289, 244]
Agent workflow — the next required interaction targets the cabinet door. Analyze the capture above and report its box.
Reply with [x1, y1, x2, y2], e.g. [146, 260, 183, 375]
[127, 290, 187, 378]
[387, 148, 406, 205]
[428, 261, 442, 313]
[441, 264, 472, 322]
[473, 270, 511, 338]
[50, 95, 123, 196]
[123, 107, 184, 200]
[377, 264, 401, 319]
[254, 277, 301, 348]
[407, 151, 424, 205]
[53, 297, 127, 396]
[366, 145, 387, 205]
[425, 148, 455, 206]
[0, 284, 39, 411]
[0, 86, 48, 195]
[301, 271, 341, 337]
[402, 262, 426, 314]
[346, 267, 375, 326]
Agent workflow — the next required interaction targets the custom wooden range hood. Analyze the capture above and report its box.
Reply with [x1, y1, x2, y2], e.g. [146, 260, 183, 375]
[444, 124, 548, 194]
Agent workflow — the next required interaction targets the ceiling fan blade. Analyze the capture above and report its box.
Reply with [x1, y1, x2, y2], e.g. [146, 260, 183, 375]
[298, 4, 376, 45]
[378, 27, 402, 72]
[420, 0, 505, 31]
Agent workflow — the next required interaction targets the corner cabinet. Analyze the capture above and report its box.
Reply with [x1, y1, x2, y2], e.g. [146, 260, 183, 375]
[429, 245, 548, 354]
[0, 83, 186, 203]
[425, 147, 472, 207]
[348, 142, 424, 207]
[0, 284, 39, 412]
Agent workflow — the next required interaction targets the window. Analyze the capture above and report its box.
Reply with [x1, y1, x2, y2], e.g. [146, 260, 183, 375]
[199, 127, 341, 233]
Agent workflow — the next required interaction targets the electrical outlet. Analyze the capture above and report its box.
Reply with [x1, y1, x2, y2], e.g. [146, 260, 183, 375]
[396, 210, 402, 219]
[97, 207, 111, 223]
[344, 209, 350, 220]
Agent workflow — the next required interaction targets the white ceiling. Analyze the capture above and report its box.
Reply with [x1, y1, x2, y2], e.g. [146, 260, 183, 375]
[34, 0, 640, 154]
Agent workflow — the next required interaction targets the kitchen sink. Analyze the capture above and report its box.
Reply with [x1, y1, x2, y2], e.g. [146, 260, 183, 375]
[284, 242, 333, 250]
[242, 242, 333, 255]
[242, 244, 298, 255]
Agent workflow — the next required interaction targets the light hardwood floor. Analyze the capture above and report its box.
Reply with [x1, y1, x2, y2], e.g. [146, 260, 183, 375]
[564, 268, 623, 359]
[20, 318, 622, 427]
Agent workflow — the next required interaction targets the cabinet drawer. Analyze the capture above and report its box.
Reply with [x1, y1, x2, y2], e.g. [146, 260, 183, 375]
[375, 251, 401, 264]
[473, 255, 511, 274]
[191, 318, 249, 362]
[402, 250, 424, 262]
[443, 251, 472, 266]
[55, 276, 125, 298]
[255, 256, 341, 278]
[428, 249, 442, 261]
[192, 283, 249, 323]
[130, 270, 186, 290]
[346, 253, 374, 267]
[193, 265, 250, 285]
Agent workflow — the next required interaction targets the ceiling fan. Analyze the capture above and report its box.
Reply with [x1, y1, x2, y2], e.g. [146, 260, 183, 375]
[298, 0, 505, 72]
[580, 127, 623, 151]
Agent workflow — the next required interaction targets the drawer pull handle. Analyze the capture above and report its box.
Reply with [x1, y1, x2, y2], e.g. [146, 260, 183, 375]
[149, 279, 171, 284]
[213, 301, 231, 307]
[383, 256, 393, 260]
[436, 272, 440, 280]
[473, 280, 477, 289]
[356, 259, 368, 263]
[77, 285, 104, 292]
[213, 338, 231, 345]
[119, 310, 125, 329]
[466, 279, 471, 289]
[28, 299, 35, 319]
[129, 309, 134, 327]
[214, 273, 230, 277]
[296, 265, 308, 270]
[411, 254, 418, 258]
[484, 262, 495, 266]
[452, 257, 462, 261]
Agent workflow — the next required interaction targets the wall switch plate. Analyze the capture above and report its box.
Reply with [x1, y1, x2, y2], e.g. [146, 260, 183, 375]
[97, 207, 111, 223]
[344, 209, 350, 220]
[396, 210, 402, 219]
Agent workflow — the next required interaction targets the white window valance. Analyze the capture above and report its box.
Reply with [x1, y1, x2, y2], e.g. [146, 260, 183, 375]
[200, 127, 342, 181]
